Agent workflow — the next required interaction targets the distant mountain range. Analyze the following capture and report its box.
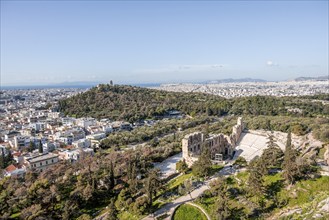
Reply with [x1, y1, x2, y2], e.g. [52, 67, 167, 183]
[202, 78, 267, 84]
[293, 76, 328, 82]
[201, 76, 328, 84]
[2, 75, 327, 90]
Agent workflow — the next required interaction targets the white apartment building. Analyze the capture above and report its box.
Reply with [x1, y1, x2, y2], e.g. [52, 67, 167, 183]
[26, 153, 59, 172]
[72, 138, 91, 148]
[13, 135, 31, 150]
[76, 117, 96, 129]
[86, 133, 106, 141]
[58, 148, 94, 162]
[47, 112, 62, 119]
[30, 122, 46, 132]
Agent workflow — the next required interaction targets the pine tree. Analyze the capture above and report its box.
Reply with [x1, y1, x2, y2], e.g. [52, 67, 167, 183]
[261, 135, 284, 171]
[192, 144, 212, 178]
[183, 179, 193, 199]
[213, 178, 231, 220]
[266, 133, 277, 148]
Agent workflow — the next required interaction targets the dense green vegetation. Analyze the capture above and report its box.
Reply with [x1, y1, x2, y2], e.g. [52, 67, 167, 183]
[59, 84, 329, 122]
[0, 148, 165, 219]
[173, 204, 207, 220]
[192, 146, 213, 178]
[301, 94, 329, 100]
[194, 133, 325, 220]
[59, 84, 230, 122]
[100, 116, 214, 149]
[197, 173, 329, 219]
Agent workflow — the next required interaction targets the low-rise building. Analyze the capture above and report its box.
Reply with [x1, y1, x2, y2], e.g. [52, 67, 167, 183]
[26, 153, 59, 172]
[72, 138, 91, 148]
[58, 148, 94, 163]
[4, 164, 26, 178]
[0, 144, 9, 156]
[76, 117, 96, 129]
[86, 133, 106, 141]
[13, 135, 31, 150]
[4, 131, 21, 142]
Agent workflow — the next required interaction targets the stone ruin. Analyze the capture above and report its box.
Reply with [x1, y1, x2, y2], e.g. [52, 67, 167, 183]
[182, 117, 244, 166]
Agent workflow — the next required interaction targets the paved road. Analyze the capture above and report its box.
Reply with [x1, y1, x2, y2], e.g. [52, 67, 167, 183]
[143, 184, 210, 220]
[142, 163, 236, 220]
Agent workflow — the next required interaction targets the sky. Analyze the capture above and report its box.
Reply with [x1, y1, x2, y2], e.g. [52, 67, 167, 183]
[1, 0, 328, 86]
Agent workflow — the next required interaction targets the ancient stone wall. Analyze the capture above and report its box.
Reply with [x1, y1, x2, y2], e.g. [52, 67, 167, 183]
[182, 118, 244, 166]
[182, 132, 203, 165]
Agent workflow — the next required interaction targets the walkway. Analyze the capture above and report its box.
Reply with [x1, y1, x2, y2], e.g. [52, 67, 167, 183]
[142, 164, 234, 220]
[154, 153, 182, 179]
[143, 184, 209, 220]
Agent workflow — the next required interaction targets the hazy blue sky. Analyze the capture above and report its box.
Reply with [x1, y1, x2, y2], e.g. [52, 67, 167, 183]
[1, 0, 328, 85]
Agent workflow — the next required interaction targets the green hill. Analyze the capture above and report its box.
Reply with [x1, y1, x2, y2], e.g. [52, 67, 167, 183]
[58, 84, 230, 122]
[58, 84, 329, 124]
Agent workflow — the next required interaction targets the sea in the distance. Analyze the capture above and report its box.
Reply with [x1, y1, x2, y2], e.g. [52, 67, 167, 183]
[1, 83, 161, 90]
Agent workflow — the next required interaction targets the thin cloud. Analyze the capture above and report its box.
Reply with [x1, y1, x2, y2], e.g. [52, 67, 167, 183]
[266, 60, 279, 67]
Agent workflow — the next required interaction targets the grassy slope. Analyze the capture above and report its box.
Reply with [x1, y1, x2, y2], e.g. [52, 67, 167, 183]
[274, 176, 329, 219]
[173, 204, 207, 220]
[167, 173, 193, 190]
[196, 172, 329, 220]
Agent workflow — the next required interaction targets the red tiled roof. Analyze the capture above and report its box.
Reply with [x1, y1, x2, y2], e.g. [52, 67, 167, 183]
[5, 164, 17, 172]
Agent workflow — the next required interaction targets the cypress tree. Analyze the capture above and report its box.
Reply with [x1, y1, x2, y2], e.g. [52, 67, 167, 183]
[109, 161, 115, 190]
[28, 141, 35, 152]
[5, 149, 13, 167]
[0, 148, 5, 169]
[144, 169, 162, 208]
[248, 158, 264, 197]
[282, 131, 299, 184]
[38, 140, 43, 154]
